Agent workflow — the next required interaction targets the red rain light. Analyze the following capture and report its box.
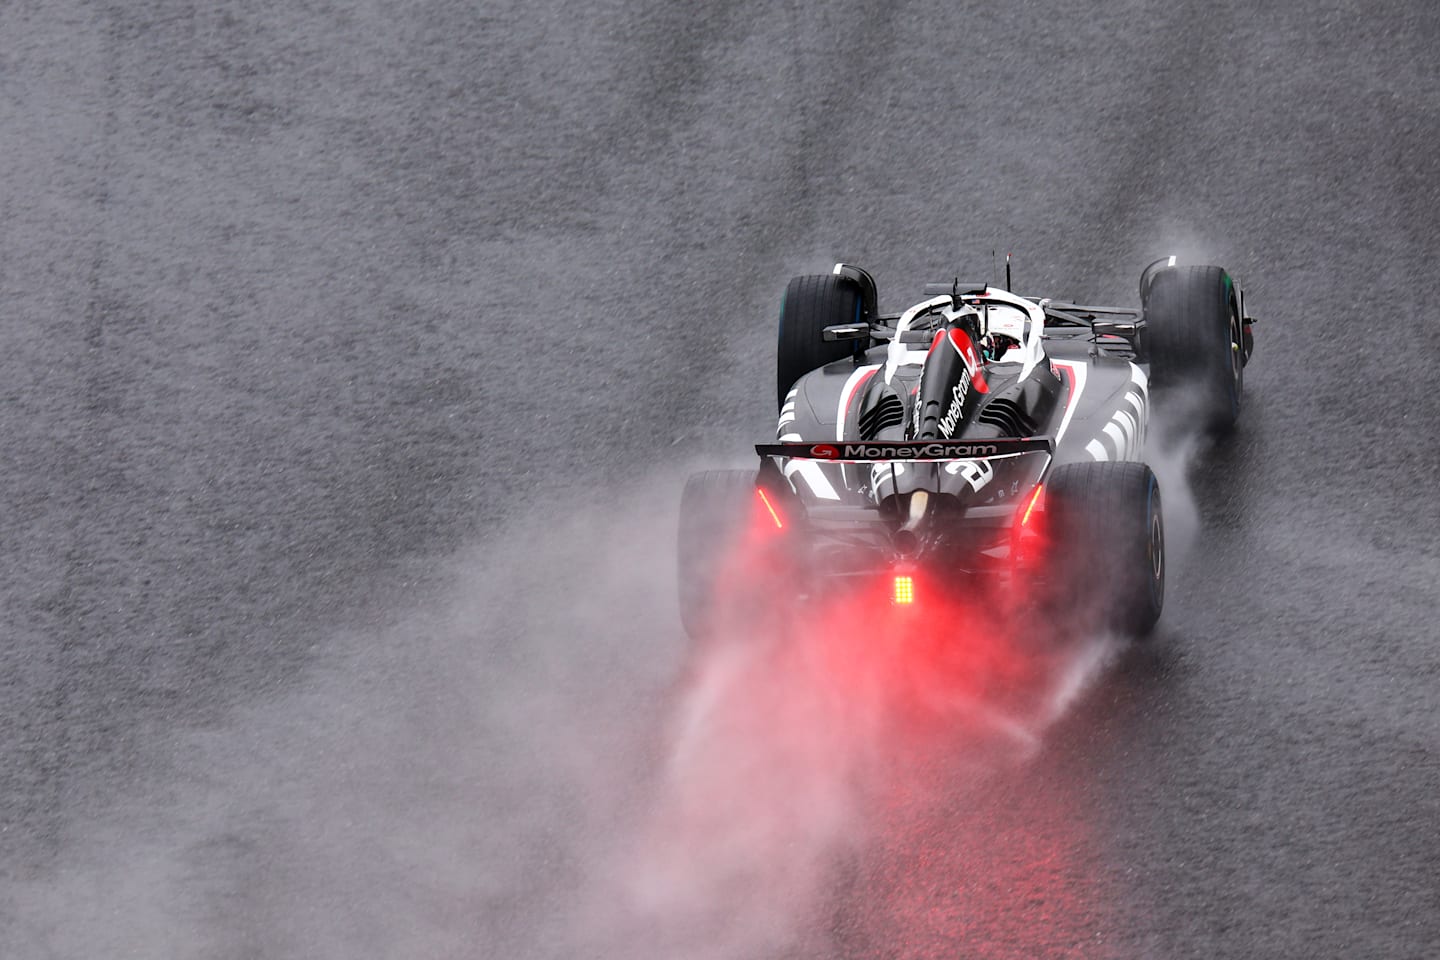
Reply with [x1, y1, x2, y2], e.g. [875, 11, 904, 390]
[892, 575, 915, 605]
[755, 488, 784, 529]
[1020, 483, 1045, 527]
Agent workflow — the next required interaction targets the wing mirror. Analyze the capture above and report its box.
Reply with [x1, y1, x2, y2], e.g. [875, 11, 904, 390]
[822, 323, 869, 342]
[1092, 319, 1143, 337]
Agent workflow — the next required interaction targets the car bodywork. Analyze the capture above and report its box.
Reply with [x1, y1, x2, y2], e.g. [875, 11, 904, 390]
[750, 263, 1235, 593]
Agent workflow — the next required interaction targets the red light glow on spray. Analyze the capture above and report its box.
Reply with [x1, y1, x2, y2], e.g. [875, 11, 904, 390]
[635, 510, 1122, 958]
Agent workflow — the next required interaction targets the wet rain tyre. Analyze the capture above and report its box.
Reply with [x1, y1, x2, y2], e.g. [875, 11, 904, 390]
[677, 469, 759, 641]
[1045, 461, 1164, 637]
[777, 274, 864, 411]
[1142, 264, 1244, 433]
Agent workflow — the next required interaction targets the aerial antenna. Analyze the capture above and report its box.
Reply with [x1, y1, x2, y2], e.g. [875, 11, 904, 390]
[1005, 252, 1013, 292]
[990, 249, 996, 290]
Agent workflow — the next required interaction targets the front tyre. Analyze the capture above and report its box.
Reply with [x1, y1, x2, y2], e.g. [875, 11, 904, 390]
[1142, 264, 1244, 433]
[1044, 461, 1164, 637]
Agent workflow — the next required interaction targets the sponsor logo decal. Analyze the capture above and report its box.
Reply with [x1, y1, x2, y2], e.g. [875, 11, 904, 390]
[938, 370, 971, 437]
[755, 437, 1050, 462]
[839, 442, 999, 459]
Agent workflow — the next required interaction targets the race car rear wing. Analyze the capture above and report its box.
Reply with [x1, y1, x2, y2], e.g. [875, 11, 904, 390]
[755, 437, 1053, 462]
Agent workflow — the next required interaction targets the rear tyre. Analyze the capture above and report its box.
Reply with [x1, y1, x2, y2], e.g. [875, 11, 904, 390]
[1142, 264, 1244, 433]
[777, 274, 865, 411]
[1044, 461, 1164, 637]
[677, 469, 760, 641]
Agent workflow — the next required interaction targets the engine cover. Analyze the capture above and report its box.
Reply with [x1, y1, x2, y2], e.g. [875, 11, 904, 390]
[913, 327, 989, 440]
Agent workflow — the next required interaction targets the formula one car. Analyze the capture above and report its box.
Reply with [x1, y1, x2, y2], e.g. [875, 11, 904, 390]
[677, 258, 1253, 640]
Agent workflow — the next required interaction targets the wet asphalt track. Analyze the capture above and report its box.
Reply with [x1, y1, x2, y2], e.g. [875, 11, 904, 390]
[2, 1, 1439, 957]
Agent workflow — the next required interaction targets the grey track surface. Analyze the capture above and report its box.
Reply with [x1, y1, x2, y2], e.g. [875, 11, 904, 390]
[3, 1, 1439, 957]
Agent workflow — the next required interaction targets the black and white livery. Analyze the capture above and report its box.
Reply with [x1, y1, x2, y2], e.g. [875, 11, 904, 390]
[678, 258, 1254, 641]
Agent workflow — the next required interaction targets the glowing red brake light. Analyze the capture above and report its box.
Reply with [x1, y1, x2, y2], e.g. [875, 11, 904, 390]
[1020, 483, 1045, 527]
[755, 488, 784, 529]
[892, 575, 915, 605]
